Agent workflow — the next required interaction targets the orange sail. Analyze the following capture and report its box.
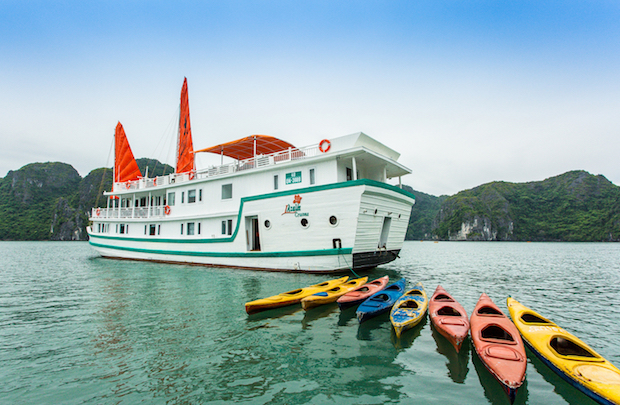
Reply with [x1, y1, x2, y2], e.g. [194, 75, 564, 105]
[176, 77, 195, 174]
[114, 122, 142, 183]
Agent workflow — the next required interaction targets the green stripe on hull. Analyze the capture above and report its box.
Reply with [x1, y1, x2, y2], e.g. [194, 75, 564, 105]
[89, 240, 352, 258]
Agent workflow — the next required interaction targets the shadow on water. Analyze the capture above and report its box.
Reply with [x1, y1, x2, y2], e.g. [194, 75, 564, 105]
[337, 305, 358, 326]
[245, 304, 302, 323]
[431, 324, 470, 383]
[391, 315, 427, 349]
[301, 303, 338, 329]
[525, 346, 600, 405]
[357, 312, 392, 341]
[472, 349, 529, 405]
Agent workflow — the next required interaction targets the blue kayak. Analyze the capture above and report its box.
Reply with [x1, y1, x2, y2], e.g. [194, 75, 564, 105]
[356, 278, 406, 323]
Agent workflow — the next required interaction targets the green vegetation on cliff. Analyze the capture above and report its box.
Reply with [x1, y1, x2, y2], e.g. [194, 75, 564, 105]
[0, 159, 171, 241]
[432, 171, 620, 241]
[1, 163, 618, 242]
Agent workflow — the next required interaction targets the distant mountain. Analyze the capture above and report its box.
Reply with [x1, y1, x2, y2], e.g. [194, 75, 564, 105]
[428, 170, 620, 242]
[0, 159, 172, 241]
[0, 163, 618, 242]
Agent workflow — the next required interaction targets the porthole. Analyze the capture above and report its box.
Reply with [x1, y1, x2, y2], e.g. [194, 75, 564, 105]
[264, 219, 271, 229]
[329, 215, 338, 226]
[300, 218, 309, 228]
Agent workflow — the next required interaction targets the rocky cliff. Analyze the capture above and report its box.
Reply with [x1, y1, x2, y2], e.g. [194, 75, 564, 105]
[430, 171, 620, 241]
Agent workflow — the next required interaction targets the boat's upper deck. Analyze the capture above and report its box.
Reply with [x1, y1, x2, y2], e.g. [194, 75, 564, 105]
[108, 132, 411, 196]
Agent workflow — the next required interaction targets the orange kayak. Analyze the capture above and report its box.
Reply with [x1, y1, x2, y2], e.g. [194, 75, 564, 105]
[471, 293, 526, 403]
[429, 285, 469, 352]
[337, 276, 389, 309]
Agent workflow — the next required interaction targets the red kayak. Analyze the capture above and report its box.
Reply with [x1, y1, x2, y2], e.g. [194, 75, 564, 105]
[337, 276, 389, 309]
[471, 293, 526, 403]
[429, 285, 469, 352]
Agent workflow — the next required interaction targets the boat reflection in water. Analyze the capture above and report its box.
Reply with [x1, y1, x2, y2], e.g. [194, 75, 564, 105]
[301, 303, 338, 329]
[431, 324, 470, 383]
[391, 316, 427, 350]
[473, 350, 530, 404]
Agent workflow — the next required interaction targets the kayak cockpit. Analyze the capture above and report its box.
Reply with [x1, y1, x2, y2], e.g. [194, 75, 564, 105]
[481, 325, 516, 343]
[434, 294, 454, 302]
[477, 306, 503, 316]
[550, 337, 600, 360]
[520, 313, 552, 324]
[437, 306, 462, 316]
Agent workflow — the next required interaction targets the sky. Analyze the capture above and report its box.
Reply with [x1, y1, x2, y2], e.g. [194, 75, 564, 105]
[1, 0, 619, 196]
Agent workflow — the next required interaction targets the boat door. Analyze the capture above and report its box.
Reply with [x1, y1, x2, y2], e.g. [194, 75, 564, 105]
[245, 216, 261, 251]
[378, 217, 391, 249]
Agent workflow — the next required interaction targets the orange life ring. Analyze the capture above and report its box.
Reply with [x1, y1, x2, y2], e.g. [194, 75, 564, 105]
[153, 178, 157, 186]
[164, 205, 171, 215]
[189, 171, 195, 180]
[319, 139, 331, 153]
[95, 208, 101, 216]
[125, 181, 131, 189]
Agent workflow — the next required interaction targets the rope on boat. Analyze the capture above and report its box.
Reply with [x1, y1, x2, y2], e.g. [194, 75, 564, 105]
[95, 139, 115, 208]
[340, 253, 362, 278]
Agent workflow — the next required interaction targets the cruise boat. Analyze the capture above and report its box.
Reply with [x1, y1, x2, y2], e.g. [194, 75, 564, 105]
[87, 78, 416, 272]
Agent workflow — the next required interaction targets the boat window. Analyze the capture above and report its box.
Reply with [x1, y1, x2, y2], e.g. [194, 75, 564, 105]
[149, 224, 156, 236]
[521, 313, 551, 324]
[181, 223, 184, 235]
[437, 306, 461, 316]
[222, 219, 233, 235]
[274, 175, 279, 190]
[222, 184, 232, 199]
[550, 337, 597, 358]
[181, 192, 185, 204]
[309, 168, 315, 185]
[477, 306, 502, 316]
[188, 189, 196, 203]
[264, 220, 271, 229]
[329, 216, 338, 226]
[168, 192, 175, 206]
[187, 222, 195, 235]
[481, 325, 514, 341]
[199, 189, 202, 202]
[119, 224, 126, 234]
[198, 223, 201, 235]
[140, 197, 147, 207]
[157, 225, 160, 235]
[346, 167, 352, 181]
[300, 218, 309, 228]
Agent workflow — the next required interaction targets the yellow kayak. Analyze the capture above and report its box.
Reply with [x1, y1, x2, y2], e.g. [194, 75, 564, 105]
[507, 297, 620, 405]
[301, 277, 368, 310]
[245, 276, 349, 314]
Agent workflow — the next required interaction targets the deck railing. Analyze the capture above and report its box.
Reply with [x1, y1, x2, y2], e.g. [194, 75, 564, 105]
[91, 206, 165, 220]
[111, 145, 320, 193]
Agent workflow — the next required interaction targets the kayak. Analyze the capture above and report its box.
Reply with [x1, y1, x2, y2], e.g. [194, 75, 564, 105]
[429, 285, 470, 352]
[301, 277, 368, 310]
[337, 276, 389, 309]
[471, 293, 526, 403]
[245, 276, 349, 314]
[356, 278, 406, 323]
[507, 297, 620, 405]
[390, 282, 428, 338]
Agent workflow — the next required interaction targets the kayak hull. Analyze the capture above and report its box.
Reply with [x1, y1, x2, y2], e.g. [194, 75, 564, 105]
[471, 293, 526, 403]
[337, 276, 389, 309]
[429, 285, 469, 352]
[356, 278, 406, 323]
[390, 282, 428, 338]
[301, 277, 368, 310]
[507, 297, 620, 405]
[245, 276, 348, 314]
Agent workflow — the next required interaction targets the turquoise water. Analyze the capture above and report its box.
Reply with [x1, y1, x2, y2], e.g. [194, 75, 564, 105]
[1, 241, 619, 404]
